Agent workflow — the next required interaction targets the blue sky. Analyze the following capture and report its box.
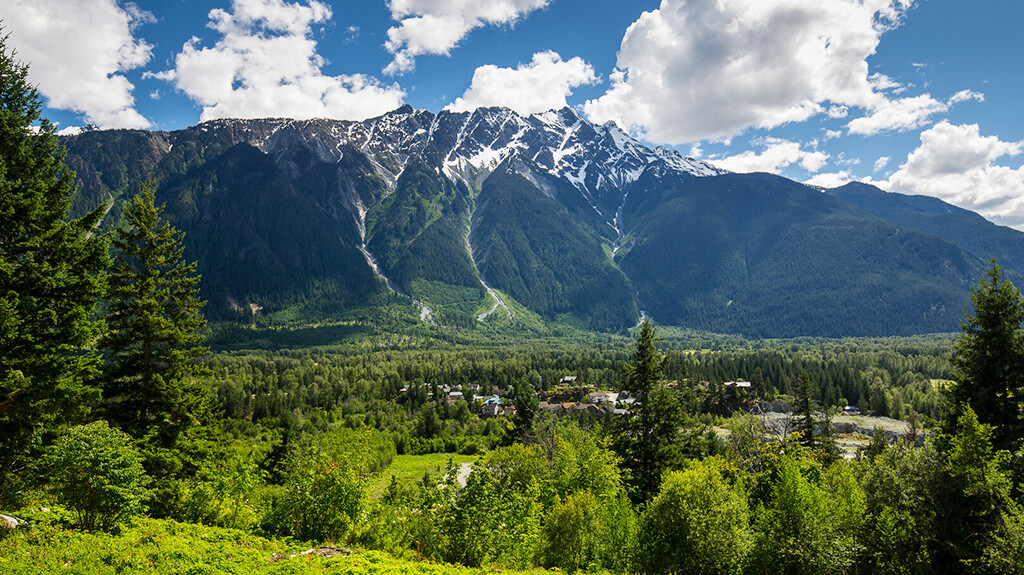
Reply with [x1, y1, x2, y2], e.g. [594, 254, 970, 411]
[3, 0, 1024, 227]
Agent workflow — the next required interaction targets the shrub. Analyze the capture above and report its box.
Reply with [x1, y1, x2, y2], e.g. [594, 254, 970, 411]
[543, 489, 602, 571]
[175, 453, 265, 530]
[263, 450, 364, 543]
[47, 421, 149, 530]
[637, 458, 751, 575]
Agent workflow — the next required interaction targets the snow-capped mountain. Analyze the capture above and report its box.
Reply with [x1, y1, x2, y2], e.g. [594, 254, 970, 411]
[193, 105, 723, 222]
[63, 106, 1019, 337]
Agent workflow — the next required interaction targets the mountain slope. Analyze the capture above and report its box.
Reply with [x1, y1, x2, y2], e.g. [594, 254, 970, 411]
[828, 182, 1024, 277]
[471, 163, 637, 331]
[619, 172, 980, 337]
[60, 106, 1024, 336]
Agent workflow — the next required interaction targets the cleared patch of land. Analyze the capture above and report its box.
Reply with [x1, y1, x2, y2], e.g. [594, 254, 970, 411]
[368, 453, 480, 496]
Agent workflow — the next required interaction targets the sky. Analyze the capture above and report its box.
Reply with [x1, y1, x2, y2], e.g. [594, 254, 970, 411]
[3, 0, 1023, 228]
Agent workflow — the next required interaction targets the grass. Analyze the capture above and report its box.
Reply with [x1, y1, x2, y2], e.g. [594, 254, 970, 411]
[368, 453, 480, 497]
[0, 516, 540, 575]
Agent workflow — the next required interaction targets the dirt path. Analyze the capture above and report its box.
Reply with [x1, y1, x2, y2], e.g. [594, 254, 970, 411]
[456, 462, 473, 486]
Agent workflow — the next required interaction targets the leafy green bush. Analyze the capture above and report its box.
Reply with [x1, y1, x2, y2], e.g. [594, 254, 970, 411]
[637, 458, 751, 575]
[47, 421, 149, 530]
[748, 454, 863, 575]
[542, 489, 602, 571]
[263, 450, 365, 543]
[175, 453, 265, 530]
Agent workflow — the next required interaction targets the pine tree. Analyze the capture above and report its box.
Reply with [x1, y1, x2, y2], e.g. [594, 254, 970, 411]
[614, 319, 683, 503]
[793, 372, 816, 449]
[100, 184, 208, 498]
[947, 260, 1024, 450]
[508, 381, 539, 445]
[0, 29, 109, 503]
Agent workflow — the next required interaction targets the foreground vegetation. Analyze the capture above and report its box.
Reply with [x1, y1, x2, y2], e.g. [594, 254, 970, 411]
[0, 515, 528, 575]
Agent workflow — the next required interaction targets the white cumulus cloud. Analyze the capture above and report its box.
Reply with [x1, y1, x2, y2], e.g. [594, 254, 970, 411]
[584, 0, 915, 144]
[948, 89, 984, 105]
[847, 94, 948, 135]
[0, 0, 153, 128]
[156, 0, 405, 123]
[445, 51, 597, 115]
[384, 0, 549, 75]
[887, 122, 1024, 228]
[709, 138, 829, 174]
[873, 156, 890, 172]
[828, 106, 850, 119]
[846, 89, 985, 136]
[804, 170, 859, 189]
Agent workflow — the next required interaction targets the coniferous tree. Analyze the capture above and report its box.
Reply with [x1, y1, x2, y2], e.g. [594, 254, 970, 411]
[508, 381, 539, 445]
[614, 319, 683, 503]
[0, 29, 108, 503]
[793, 372, 816, 449]
[99, 184, 208, 501]
[947, 260, 1024, 450]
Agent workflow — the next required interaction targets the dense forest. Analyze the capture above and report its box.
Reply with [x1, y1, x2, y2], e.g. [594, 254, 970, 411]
[3, 29, 1024, 575]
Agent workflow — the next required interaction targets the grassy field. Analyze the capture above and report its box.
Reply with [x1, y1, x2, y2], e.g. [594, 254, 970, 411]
[368, 453, 481, 497]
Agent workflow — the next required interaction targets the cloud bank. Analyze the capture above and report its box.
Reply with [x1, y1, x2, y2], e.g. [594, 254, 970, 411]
[0, 0, 153, 128]
[710, 138, 829, 174]
[446, 51, 597, 115]
[384, 0, 549, 75]
[888, 122, 1024, 228]
[584, 0, 917, 144]
[156, 0, 405, 122]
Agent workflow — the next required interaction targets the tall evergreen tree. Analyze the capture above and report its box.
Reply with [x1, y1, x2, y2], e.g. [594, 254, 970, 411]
[793, 372, 816, 449]
[508, 381, 539, 445]
[0, 29, 108, 503]
[100, 184, 208, 500]
[614, 319, 683, 503]
[947, 260, 1024, 450]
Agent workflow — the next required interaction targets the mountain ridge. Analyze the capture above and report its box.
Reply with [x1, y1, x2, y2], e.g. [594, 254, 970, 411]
[61, 105, 1023, 337]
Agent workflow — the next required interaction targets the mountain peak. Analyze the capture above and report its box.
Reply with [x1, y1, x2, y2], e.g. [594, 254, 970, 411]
[385, 104, 417, 116]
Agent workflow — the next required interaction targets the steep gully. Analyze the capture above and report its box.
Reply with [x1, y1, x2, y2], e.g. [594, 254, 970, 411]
[344, 110, 645, 326]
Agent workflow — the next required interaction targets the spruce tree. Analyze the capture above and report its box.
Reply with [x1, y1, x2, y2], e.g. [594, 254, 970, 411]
[793, 372, 816, 449]
[947, 260, 1024, 450]
[0, 29, 109, 503]
[100, 184, 208, 500]
[614, 319, 683, 503]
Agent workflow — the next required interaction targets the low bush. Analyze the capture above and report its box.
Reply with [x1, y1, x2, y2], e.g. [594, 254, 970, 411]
[47, 421, 149, 530]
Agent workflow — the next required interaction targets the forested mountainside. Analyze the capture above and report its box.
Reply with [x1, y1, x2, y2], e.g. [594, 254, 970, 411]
[62, 106, 1024, 337]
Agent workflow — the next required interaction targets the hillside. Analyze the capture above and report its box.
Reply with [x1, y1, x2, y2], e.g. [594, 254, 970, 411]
[828, 182, 1024, 280]
[0, 516, 512, 575]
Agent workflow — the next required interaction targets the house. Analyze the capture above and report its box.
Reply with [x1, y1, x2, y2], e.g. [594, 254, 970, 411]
[723, 381, 752, 393]
[560, 375, 578, 384]
[844, 405, 860, 416]
[447, 391, 464, 404]
[587, 391, 610, 404]
[481, 395, 505, 417]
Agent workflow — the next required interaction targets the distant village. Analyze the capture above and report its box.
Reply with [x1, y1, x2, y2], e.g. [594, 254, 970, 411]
[395, 375, 859, 421]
